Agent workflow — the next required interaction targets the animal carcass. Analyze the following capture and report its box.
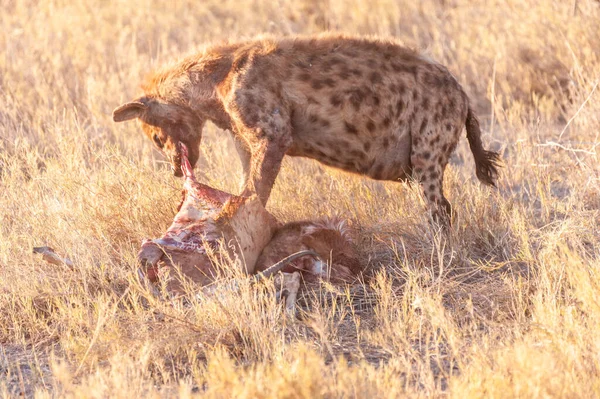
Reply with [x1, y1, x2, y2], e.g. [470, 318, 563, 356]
[137, 143, 279, 294]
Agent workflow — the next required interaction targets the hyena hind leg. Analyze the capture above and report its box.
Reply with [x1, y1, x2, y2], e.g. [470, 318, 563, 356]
[412, 159, 453, 227]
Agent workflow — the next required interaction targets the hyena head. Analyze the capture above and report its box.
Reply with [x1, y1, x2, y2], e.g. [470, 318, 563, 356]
[112, 97, 205, 177]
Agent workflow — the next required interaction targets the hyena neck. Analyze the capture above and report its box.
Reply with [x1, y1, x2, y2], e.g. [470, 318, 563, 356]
[185, 57, 235, 131]
[199, 100, 233, 131]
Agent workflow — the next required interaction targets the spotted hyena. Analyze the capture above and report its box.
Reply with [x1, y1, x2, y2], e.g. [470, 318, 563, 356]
[113, 34, 500, 224]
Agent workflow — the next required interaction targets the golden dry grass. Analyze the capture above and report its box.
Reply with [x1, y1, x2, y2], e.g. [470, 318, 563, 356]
[1, 0, 600, 397]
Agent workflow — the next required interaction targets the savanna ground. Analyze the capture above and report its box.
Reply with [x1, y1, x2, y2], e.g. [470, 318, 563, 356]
[1, 0, 600, 397]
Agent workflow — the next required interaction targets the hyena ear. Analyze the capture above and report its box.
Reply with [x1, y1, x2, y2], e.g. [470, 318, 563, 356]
[112, 99, 148, 122]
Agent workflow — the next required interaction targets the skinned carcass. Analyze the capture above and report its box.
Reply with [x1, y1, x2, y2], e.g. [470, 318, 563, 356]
[137, 143, 281, 294]
[136, 143, 363, 310]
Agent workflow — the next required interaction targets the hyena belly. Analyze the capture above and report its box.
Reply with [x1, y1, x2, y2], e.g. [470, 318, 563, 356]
[287, 96, 412, 181]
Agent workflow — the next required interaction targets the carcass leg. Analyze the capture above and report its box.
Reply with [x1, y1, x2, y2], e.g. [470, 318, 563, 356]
[274, 272, 301, 315]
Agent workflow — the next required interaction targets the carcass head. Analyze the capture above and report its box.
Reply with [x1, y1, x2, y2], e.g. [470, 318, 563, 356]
[299, 218, 362, 282]
[255, 218, 363, 284]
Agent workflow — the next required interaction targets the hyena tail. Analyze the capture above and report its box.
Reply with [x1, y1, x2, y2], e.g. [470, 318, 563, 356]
[465, 107, 501, 187]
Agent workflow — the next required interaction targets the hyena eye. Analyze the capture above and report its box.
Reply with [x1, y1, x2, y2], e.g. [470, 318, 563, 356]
[152, 134, 164, 149]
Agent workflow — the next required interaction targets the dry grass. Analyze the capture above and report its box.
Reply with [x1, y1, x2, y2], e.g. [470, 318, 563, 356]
[1, 0, 600, 397]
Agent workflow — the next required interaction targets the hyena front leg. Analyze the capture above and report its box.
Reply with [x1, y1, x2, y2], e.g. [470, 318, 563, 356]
[234, 137, 252, 194]
[235, 109, 293, 205]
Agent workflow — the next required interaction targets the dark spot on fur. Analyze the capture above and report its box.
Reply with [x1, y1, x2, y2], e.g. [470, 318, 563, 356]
[422, 98, 429, 111]
[424, 72, 449, 89]
[423, 152, 431, 159]
[448, 97, 456, 109]
[343, 160, 355, 170]
[395, 99, 404, 117]
[373, 96, 380, 106]
[412, 90, 419, 101]
[245, 110, 259, 126]
[397, 83, 406, 95]
[391, 63, 418, 75]
[338, 69, 351, 80]
[298, 72, 311, 82]
[293, 59, 309, 69]
[345, 122, 358, 135]
[309, 114, 319, 124]
[350, 69, 362, 77]
[321, 119, 331, 128]
[441, 105, 448, 117]
[314, 148, 331, 160]
[429, 194, 437, 202]
[370, 71, 383, 84]
[430, 171, 439, 179]
[382, 138, 389, 148]
[373, 164, 384, 179]
[366, 121, 375, 132]
[397, 51, 418, 62]
[330, 94, 343, 107]
[312, 80, 324, 90]
[419, 119, 428, 134]
[233, 53, 248, 72]
[382, 117, 391, 128]
[324, 78, 336, 87]
[428, 184, 436, 191]
[347, 88, 365, 110]
[363, 141, 371, 151]
[256, 126, 267, 139]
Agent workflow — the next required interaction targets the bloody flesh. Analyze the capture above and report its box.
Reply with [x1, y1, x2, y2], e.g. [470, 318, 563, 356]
[138, 143, 278, 293]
